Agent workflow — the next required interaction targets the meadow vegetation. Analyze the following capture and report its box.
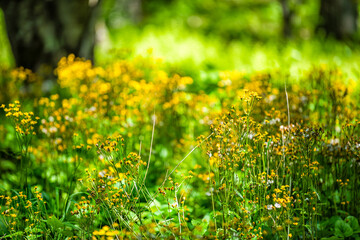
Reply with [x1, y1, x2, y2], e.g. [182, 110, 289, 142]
[1, 0, 360, 239]
[0, 51, 359, 239]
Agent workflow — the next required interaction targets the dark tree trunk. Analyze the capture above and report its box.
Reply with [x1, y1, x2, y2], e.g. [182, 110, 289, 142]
[280, 0, 294, 38]
[319, 0, 358, 39]
[0, 0, 100, 72]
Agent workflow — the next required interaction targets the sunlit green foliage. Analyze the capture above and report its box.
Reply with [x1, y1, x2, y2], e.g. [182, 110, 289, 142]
[0, 53, 359, 239]
[1, 1, 360, 239]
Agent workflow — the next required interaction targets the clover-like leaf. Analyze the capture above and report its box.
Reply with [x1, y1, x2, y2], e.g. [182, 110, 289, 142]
[345, 216, 360, 231]
[334, 220, 353, 237]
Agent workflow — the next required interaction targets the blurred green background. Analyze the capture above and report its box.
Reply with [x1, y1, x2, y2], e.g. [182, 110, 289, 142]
[1, 0, 360, 79]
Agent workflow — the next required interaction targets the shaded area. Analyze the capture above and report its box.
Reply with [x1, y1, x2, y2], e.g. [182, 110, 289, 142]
[0, 0, 100, 72]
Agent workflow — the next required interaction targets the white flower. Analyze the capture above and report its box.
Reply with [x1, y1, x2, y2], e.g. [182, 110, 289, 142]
[267, 180, 274, 186]
[275, 202, 281, 209]
[269, 118, 280, 125]
[98, 171, 106, 177]
[267, 94, 276, 102]
[267, 205, 273, 210]
[248, 132, 255, 140]
[49, 126, 57, 133]
[330, 138, 340, 145]
[335, 126, 341, 133]
[54, 138, 62, 145]
[42, 128, 48, 134]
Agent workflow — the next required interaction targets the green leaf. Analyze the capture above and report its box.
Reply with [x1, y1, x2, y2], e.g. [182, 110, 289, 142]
[25, 227, 43, 234]
[328, 216, 343, 225]
[320, 216, 342, 231]
[187, 221, 195, 231]
[304, 224, 313, 235]
[1, 231, 23, 239]
[148, 199, 161, 213]
[62, 230, 74, 237]
[345, 216, 360, 231]
[335, 220, 353, 237]
[234, 189, 243, 199]
[26, 234, 43, 240]
[0, 160, 16, 171]
[123, 209, 140, 222]
[47, 216, 64, 230]
[320, 237, 343, 240]
[191, 219, 202, 226]
[337, 210, 349, 216]
[62, 192, 88, 220]
[333, 191, 340, 204]
[63, 222, 81, 231]
[194, 219, 209, 236]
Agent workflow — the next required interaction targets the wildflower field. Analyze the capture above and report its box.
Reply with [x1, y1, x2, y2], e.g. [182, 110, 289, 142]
[1, 0, 360, 239]
[0, 50, 360, 240]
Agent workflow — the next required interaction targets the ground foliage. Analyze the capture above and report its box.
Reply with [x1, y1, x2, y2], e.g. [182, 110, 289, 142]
[0, 53, 360, 239]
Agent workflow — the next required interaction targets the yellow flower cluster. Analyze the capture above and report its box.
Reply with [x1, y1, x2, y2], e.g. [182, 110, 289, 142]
[0, 195, 20, 231]
[1, 101, 38, 136]
[92, 225, 120, 240]
[1, 53, 359, 239]
[0, 187, 45, 234]
[0, 67, 41, 103]
[51, 54, 218, 165]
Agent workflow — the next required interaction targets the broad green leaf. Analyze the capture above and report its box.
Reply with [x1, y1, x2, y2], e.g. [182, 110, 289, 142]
[148, 199, 161, 213]
[192, 217, 209, 237]
[320, 216, 342, 230]
[47, 216, 64, 230]
[63, 222, 81, 231]
[191, 219, 202, 226]
[123, 209, 140, 222]
[335, 220, 353, 237]
[199, 220, 209, 236]
[320, 237, 343, 240]
[0, 160, 16, 170]
[345, 216, 360, 231]
[337, 210, 349, 215]
[187, 221, 195, 231]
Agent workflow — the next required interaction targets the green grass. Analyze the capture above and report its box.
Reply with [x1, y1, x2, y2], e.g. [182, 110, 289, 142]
[1, 5, 360, 238]
[0, 53, 359, 239]
[96, 25, 360, 80]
